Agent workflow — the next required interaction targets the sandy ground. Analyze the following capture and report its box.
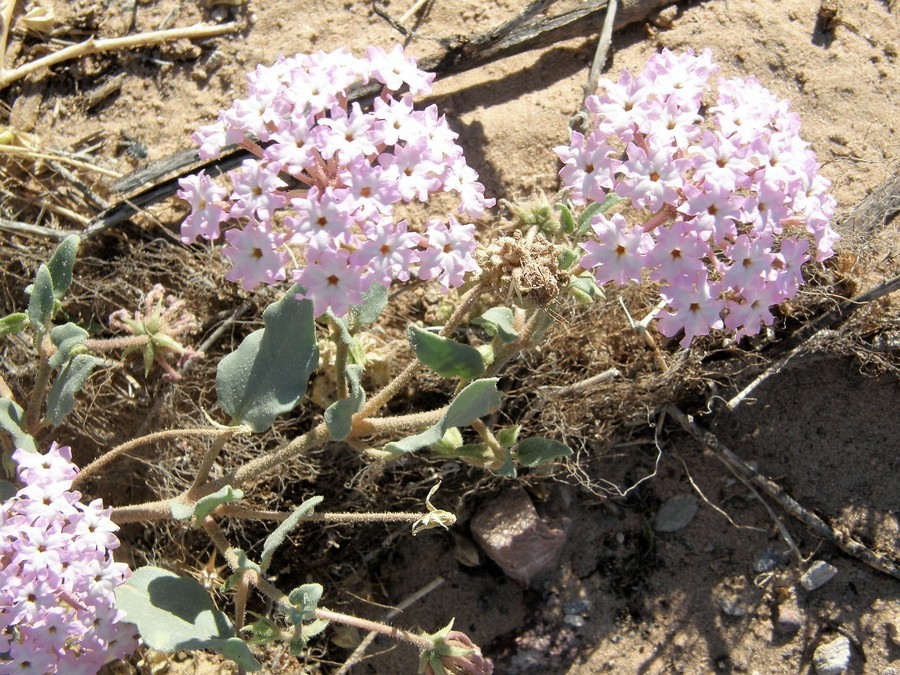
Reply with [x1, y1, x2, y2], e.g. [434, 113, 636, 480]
[2, 0, 898, 673]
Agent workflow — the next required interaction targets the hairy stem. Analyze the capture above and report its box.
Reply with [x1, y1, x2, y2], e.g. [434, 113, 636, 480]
[189, 433, 233, 497]
[201, 518, 432, 650]
[74, 427, 243, 487]
[23, 332, 53, 434]
[360, 277, 489, 418]
[83, 335, 150, 352]
[218, 503, 426, 523]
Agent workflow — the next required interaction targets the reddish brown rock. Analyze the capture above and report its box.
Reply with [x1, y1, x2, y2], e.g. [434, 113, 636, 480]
[471, 486, 568, 586]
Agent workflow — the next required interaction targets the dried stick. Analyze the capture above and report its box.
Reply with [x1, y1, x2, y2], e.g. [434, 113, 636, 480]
[0, 217, 77, 240]
[0, 0, 17, 73]
[0, 21, 240, 89]
[727, 274, 900, 410]
[585, 0, 618, 98]
[668, 405, 900, 580]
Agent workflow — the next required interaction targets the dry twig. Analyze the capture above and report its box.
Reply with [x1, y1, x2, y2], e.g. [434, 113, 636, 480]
[668, 405, 900, 580]
[727, 274, 900, 410]
[0, 21, 240, 90]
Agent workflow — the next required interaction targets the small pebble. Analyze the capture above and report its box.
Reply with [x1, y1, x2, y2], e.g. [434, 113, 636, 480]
[813, 635, 851, 675]
[888, 619, 900, 647]
[801, 560, 838, 591]
[752, 547, 782, 573]
[563, 599, 590, 615]
[653, 496, 699, 533]
[718, 597, 748, 617]
[563, 614, 586, 628]
[775, 600, 805, 634]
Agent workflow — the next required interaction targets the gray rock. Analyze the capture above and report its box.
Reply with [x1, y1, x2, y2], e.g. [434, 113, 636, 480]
[717, 596, 748, 618]
[471, 486, 568, 586]
[653, 496, 699, 533]
[752, 547, 783, 573]
[801, 560, 838, 591]
[563, 614, 586, 628]
[813, 635, 851, 675]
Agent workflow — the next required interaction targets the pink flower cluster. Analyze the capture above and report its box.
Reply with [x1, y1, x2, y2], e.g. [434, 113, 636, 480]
[178, 46, 494, 317]
[556, 49, 838, 347]
[1, 444, 137, 674]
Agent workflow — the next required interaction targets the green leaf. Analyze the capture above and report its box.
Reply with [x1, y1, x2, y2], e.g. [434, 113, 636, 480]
[0, 313, 28, 338]
[352, 283, 388, 325]
[577, 195, 624, 235]
[46, 234, 80, 299]
[324, 364, 365, 441]
[473, 307, 519, 344]
[569, 273, 605, 304]
[287, 583, 324, 624]
[0, 479, 17, 501]
[557, 247, 580, 272]
[49, 322, 89, 368]
[385, 379, 501, 454]
[170, 485, 244, 521]
[498, 447, 517, 478]
[0, 398, 36, 453]
[515, 437, 573, 467]
[430, 427, 463, 454]
[327, 313, 366, 365]
[115, 566, 261, 672]
[407, 325, 484, 379]
[495, 425, 521, 449]
[216, 285, 319, 433]
[46, 354, 96, 426]
[27, 264, 55, 332]
[243, 614, 280, 645]
[302, 618, 329, 637]
[259, 496, 324, 575]
[557, 203, 576, 234]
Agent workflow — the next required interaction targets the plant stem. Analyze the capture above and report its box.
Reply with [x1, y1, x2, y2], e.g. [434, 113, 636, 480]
[110, 498, 171, 524]
[350, 406, 447, 439]
[483, 308, 548, 378]
[74, 427, 243, 487]
[218, 503, 426, 523]
[201, 518, 432, 650]
[314, 608, 432, 650]
[470, 419, 503, 463]
[330, 316, 349, 400]
[188, 433, 232, 497]
[359, 276, 488, 418]
[23, 332, 53, 434]
[82, 335, 150, 352]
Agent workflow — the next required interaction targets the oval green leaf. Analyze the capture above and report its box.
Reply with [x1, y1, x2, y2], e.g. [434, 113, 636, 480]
[27, 264, 55, 332]
[170, 485, 244, 521]
[0, 313, 28, 338]
[515, 436, 573, 468]
[324, 364, 365, 441]
[47, 234, 81, 299]
[46, 354, 96, 426]
[259, 495, 324, 575]
[216, 285, 319, 433]
[473, 307, 519, 344]
[384, 379, 501, 454]
[0, 398, 36, 453]
[115, 566, 261, 672]
[407, 324, 484, 379]
[49, 322, 89, 368]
